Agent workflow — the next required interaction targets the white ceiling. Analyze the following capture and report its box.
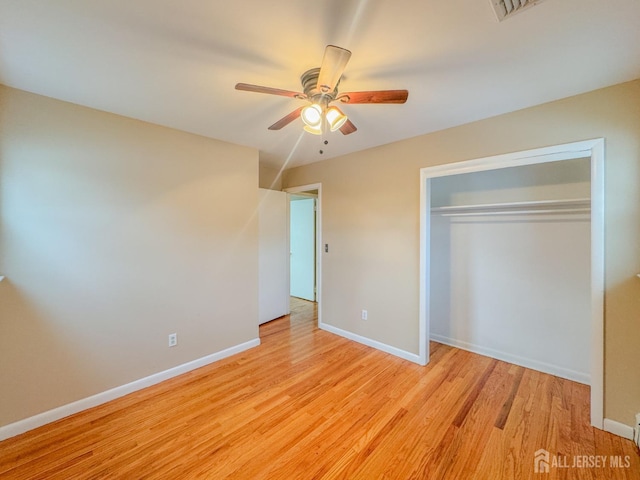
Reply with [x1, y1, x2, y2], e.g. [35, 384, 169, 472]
[1, 1, 639, 170]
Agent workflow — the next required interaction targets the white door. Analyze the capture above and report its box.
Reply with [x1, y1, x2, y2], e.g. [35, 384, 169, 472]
[290, 197, 316, 301]
[258, 189, 289, 324]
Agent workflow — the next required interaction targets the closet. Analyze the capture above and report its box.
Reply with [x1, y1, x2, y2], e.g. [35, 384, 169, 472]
[429, 158, 592, 384]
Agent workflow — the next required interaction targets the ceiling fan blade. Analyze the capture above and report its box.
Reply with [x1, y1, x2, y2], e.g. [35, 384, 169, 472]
[337, 90, 409, 104]
[235, 83, 306, 99]
[268, 107, 304, 130]
[339, 119, 357, 135]
[317, 45, 352, 93]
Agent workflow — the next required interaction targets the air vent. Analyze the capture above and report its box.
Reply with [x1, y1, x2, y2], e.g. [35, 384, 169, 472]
[490, 0, 546, 22]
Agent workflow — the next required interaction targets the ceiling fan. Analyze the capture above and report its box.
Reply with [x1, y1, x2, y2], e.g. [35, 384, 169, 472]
[235, 45, 409, 136]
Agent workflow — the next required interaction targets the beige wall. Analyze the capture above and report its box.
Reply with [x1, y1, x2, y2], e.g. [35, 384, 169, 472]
[0, 86, 259, 427]
[259, 164, 283, 191]
[283, 79, 640, 427]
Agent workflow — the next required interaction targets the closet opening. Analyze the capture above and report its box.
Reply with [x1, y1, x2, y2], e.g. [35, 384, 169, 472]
[418, 139, 605, 429]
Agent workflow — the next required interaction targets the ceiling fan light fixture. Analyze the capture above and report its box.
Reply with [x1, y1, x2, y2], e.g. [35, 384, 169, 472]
[326, 106, 348, 132]
[304, 124, 323, 135]
[301, 104, 323, 128]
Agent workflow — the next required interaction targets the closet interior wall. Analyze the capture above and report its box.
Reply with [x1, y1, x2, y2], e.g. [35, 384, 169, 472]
[429, 158, 592, 383]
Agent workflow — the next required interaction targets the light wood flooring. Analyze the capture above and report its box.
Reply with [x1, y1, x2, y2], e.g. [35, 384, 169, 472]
[1, 297, 638, 479]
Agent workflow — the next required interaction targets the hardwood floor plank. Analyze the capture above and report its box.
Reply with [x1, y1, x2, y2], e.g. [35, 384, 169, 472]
[495, 365, 525, 430]
[451, 358, 498, 427]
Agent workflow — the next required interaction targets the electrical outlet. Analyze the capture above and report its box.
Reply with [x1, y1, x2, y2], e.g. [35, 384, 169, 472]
[361, 310, 368, 321]
[168, 333, 177, 347]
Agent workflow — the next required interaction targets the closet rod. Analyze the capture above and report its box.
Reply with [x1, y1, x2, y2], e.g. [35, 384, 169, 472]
[432, 198, 591, 217]
[439, 208, 591, 217]
[431, 198, 590, 214]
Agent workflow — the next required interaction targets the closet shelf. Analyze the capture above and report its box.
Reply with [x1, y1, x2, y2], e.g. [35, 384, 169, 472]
[431, 198, 591, 217]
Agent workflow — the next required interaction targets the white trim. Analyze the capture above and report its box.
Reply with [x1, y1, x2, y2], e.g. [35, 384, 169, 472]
[419, 138, 605, 429]
[431, 334, 589, 385]
[603, 418, 635, 441]
[422, 141, 596, 178]
[418, 174, 430, 365]
[0, 338, 260, 441]
[589, 139, 605, 429]
[284, 183, 323, 326]
[320, 323, 422, 364]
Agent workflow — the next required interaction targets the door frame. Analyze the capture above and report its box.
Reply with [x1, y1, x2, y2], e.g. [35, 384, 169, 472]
[418, 139, 605, 429]
[285, 183, 323, 325]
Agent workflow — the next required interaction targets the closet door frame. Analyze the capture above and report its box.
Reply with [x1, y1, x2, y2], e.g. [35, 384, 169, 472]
[418, 138, 605, 429]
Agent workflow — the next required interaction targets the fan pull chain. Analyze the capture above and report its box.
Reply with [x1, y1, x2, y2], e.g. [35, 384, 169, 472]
[319, 115, 327, 154]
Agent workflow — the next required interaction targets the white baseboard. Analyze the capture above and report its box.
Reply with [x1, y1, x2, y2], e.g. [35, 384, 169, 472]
[430, 334, 590, 385]
[0, 338, 260, 441]
[319, 322, 421, 364]
[603, 418, 635, 441]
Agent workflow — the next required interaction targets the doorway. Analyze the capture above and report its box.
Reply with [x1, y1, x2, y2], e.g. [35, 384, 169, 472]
[290, 194, 316, 301]
[285, 183, 323, 325]
[419, 139, 605, 429]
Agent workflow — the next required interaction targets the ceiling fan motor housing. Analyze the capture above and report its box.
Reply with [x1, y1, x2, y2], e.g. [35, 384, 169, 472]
[301, 68, 339, 105]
